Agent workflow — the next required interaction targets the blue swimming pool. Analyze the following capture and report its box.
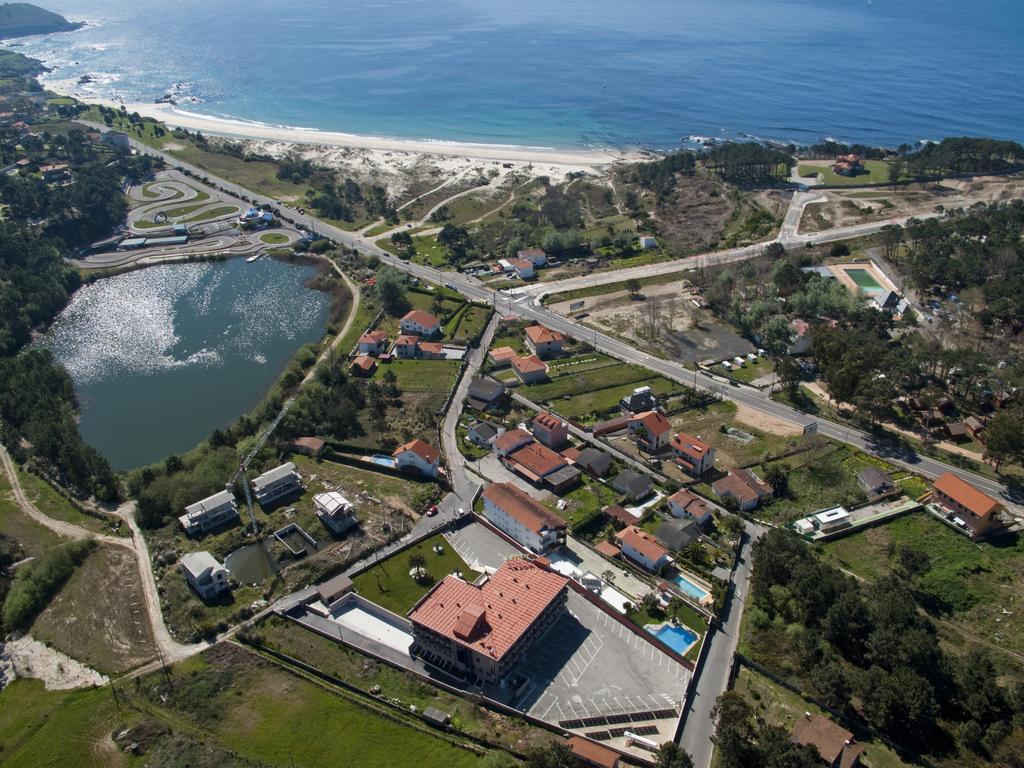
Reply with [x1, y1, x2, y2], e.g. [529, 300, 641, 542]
[370, 455, 397, 468]
[673, 573, 711, 603]
[650, 624, 698, 655]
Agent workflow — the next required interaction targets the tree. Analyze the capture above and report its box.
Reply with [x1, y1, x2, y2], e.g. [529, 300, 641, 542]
[654, 742, 694, 768]
[763, 463, 789, 498]
[983, 409, 1024, 472]
[408, 551, 426, 570]
[524, 741, 575, 768]
[764, 242, 786, 260]
[626, 277, 642, 298]
[712, 692, 759, 768]
[375, 267, 409, 316]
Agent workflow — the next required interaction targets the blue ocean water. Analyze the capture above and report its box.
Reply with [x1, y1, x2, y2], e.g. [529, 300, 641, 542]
[11, 0, 1024, 149]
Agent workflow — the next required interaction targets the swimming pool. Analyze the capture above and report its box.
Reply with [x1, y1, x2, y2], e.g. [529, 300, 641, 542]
[370, 454, 397, 468]
[673, 573, 711, 603]
[844, 268, 884, 294]
[649, 623, 698, 655]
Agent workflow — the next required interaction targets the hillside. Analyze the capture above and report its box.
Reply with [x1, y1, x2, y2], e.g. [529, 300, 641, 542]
[0, 3, 81, 38]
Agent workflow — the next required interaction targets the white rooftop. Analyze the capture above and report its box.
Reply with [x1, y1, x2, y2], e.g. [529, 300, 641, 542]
[813, 506, 850, 524]
[184, 489, 235, 517]
[314, 491, 353, 515]
[252, 462, 297, 489]
[181, 551, 224, 578]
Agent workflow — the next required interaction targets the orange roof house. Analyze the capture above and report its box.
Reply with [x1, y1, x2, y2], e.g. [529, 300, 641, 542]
[511, 354, 549, 383]
[791, 713, 864, 768]
[931, 472, 1003, 539]
[615, 526, 672, 572]
[627, 410, 672, 452]
[350, 354, 377, 375]
[670, 431, 715, 476]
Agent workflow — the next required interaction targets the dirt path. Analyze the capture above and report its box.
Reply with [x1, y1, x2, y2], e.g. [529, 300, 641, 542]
[301, 262, 361, 387]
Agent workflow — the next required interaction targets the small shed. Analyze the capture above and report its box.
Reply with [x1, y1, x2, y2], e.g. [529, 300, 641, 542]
[422, 706, 451, 728]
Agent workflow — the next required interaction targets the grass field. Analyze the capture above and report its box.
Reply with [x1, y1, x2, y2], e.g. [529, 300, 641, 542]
[352, 532, 479, 616]
[724, 357, 774, 384]
[820, 513, 1024, 655]
[543, 478, 620, 532]
[31, 544, 157, 674]
[0, 473, 63, 557]
[16, 467, 125, 536]
[445, 304, 490, 344]
[798, 159, 892, 186]
[260, 231, 290, 244]
[731, 665, 916, 768]
[552, 376, 684, 422]
[523, 357, 654, 403]
[371, 359, 460, 394]
[670, 401, 792, 469]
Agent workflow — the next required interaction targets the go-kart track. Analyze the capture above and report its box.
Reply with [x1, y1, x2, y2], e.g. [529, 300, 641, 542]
[70, 169, 305, 270]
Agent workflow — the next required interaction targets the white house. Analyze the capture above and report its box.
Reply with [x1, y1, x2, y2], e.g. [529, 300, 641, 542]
[615, 526, 673, 573]
[357, 330, 389, 355]
[251, 462, 302, 506]
[314, 491, 357, 536]
[179, 490, 239, 536]
[627, 410, 672, 453]
[670, 432, 716, 477]
[393, 439, 440, 477]
[180, 551, 230, 600]
[508, 257, 535, 279]
[482, 482, 567, 553]
[518, 247, 547, 266]
[666, 488, 713, 526]
[400, 310, 441, 338]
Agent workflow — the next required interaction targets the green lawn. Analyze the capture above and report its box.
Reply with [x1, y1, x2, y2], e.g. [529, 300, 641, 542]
[352, 533, 479, 615]
[820, 513, 1024, 655]
[725, 357, 774, 384]
[16, 467, 126, 536]
[260, 231, 290, 244]
[670, 400, 793, 469]
[624, 601, 708, 661]
[0, 473, 63, 556]
[798, 159, 892, 186]
[372, 359, 460, 394]
[377, 234, 448, 267]
[553, 376, 684, 423]
[523, 359, 654, 403]
[364, 222, 392, 237]
[181, 204, 239, 223]
[543, 479, 621, 532]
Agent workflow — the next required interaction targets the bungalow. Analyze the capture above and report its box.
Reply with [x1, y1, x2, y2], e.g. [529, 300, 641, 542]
[620, 385, 657, 414]
[666, 488, 713, 526]
[466, 377, 506, 411]
[612, 469, 653, 502]
[791, 713, 864, 768]
[712, 469, 773, 511]
[931, 472, 1004, 539]
[289, 437, 326, 458]
[945, 421, 969, 442]
[488, 346, 518, 368]
[417, 341, 446, 359]
[467, 419, 501, 448]
[482, 481, 567, 552]
[572, 446, 613, 477]
[856, 467, 892, 496]
[603, 504, 638, 528]
[627, 410, 672, 453]
[493, 428, 534, 457]
[591, 416, 629, 437]
[517, 247, 547, 267]
[314, 491, 357, 536]
[964, 415, 986, 442]
[350, 354, 377, 376]
[616, 526, 672, 573]
[504, 442, 580, 492]
[251, 462, 302, 506]
[511, 354, 549, 384]
[508, 257, 535, 279]
[400, 309, 441, 338]
[393, 439, 440, 477]
[180, 551, 230, 601]
[655, 518, 700, 552]
[357, 330, 389, 355]
[670, 432, 716, 477]
[532, 410, 570, 449]
[524, 325, 566, 359]
[179, 490, 239, 536]
[317, 572, 355, 607]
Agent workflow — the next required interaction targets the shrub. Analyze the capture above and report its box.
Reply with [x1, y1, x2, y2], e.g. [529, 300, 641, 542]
[1, 538, 96, 630]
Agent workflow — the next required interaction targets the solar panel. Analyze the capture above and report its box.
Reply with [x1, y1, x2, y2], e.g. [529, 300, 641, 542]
[585, 731, 612, 741]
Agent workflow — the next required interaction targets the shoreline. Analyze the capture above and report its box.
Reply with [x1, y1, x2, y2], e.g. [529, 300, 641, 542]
[73, 95, 649, 167]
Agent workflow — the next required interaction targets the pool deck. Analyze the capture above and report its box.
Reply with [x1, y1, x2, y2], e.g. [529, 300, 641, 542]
[829, 260, 899, 297]
[645, 622, 699, 658]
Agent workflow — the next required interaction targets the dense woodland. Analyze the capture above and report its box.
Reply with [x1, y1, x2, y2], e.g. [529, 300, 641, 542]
[738, 530, 1024, 765]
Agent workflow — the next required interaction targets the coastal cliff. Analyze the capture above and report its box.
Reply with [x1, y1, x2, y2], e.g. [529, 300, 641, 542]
[0, 3, 82, 39]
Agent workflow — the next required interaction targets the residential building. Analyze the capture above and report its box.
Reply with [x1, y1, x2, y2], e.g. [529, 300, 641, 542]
[666, 488, 713, 526]
[357, 330, 389, 355]
[627, 410, 671, 452]
[394, 334, 420, 358]
[572, 446, 613, 477]
[508, 257, 535, 279]
[712, 469, 773, 511]
[670, 432, 716, 477]
[603, 504, 638, 528]
[532, 410, 570, 449]
[316, 572, 354, 606]
[524, 325, 566, 359]
[314, 491, 357, 536]
[616, 526, 673, 573]
[812, 506, 852, 532]
[612, 469, 653, 502]
[591, 416, 629, 437]
[488, 346, 518, 368]
[252, 462, 302, 506]
[517, 247, 547, 266]
[620, 385, 657, 414]
[493, 428, 534, 457]
[931, 472, 1004, 539]
[638, 235, 657, 250]
[393, 439, 440, 477]
[504, 442, 579, 492]
[791, 713, 864, 768]
[289, 437, 325, 458]
[541, 464, 582, 494]
[482, 482, 567, 553]
[179, 490, 239, 536]
[417, 341, 446, 359]
[789, 318, 812, 354]
[511, 354, 549, 384]
[467, 420, 501, 448]
[408, 558, 568, 684]
[945, 421, 969, 442]
[101, 130, 130, 152]
[400, 309, 441, 337]
[655, 518, 700, 552]
[964, 415, 986, 442]
[466, 377, 506, 411]
[856, 467, 892, 496]
[181, 551, 230, 600]
[831, 153, 865, 177]
[350, 354, 377, 376]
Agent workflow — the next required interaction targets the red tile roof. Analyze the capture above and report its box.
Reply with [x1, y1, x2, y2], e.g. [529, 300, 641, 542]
[713, 469, 772, 505]
[628, 410, 671, 437]
[533, 411, 565, 431]
[358, 330, 388, 344]
[351, 355, 377, 372]
[401, 309, 439, 328]
[512, 354, 547, 374]
[508, 442, 566, 479]
[408, 558, 568, 661]
[418, 342, 444, 354]
[567, 736, 621, 768]
[393, 438, 439, 464]
[667, 488, 711, 517]
[482, 482, 566, 535]
[933, 472, 1001, 518]
[395, 334, 419, 346]
[493, 428, 533, 454]
[489, 346, 518, 362]
[603, 504, 637, 526]
[595, 540, 620, 558]
[525, 325, 566, 345]
[616, 526, 669, 563]
[508, 257, 532, 270]
[671, 432, 712, 463]
[791, 714, 863, 768]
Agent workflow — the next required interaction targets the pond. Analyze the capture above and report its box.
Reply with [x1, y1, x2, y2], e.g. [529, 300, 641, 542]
[42, 257, 330, 470]
[224, 543, 277, 586]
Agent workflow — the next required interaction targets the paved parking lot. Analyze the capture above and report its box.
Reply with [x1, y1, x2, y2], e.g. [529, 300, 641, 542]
[444, 519, 521, 571]
[514, 591, 689, 726]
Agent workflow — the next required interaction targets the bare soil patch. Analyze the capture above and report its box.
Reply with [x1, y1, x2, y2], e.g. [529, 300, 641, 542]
[733, 402, 802, 436]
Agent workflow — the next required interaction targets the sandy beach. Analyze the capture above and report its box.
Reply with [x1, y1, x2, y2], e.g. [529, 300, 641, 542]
[77, 96, 646, 168]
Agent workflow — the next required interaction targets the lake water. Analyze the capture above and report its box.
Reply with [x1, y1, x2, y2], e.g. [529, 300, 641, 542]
[13, 0, 1024, 149]
[41, 257, 330, 470]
